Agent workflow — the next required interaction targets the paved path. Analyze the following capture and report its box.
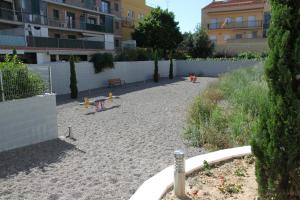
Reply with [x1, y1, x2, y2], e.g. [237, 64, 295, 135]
[0, 78, 216, 200]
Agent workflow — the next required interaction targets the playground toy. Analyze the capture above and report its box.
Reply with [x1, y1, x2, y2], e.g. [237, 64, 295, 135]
[80, 92, 120, 112]
[189, 74, 197, 83]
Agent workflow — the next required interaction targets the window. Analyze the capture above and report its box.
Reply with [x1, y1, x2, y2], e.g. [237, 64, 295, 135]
[54, 33, 60, 38]
[115, 39, 120, 48]
[87, 17, 97, 24]
[248, 16, 256, 27]
[128, 10, 134, 18]
[236, 16, 243, 27]
[224, 34, 231, 41]
[53, 9, 59, 19]
[209, 35, 217, 43]
[114, 3, 119, 12]
[68, 35, 76, 39]
[115, 21, 119, 29]
[101, 1, 110, 13]
[209, 19, 217, 29]
[236, 34, 243, 39]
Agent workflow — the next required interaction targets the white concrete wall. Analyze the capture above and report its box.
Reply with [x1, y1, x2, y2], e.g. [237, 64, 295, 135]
[29, 60, 260, 95]
[0, 94, 58, 152]
[30, 60, 173, 95]
[36, 53, 51, 64]
[176, 60, 261, 77]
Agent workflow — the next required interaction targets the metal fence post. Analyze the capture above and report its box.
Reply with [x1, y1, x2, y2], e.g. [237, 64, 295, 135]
[0, 71, 5, 102]
[48, 66, 53, 93]
[174, 150, 186, 198]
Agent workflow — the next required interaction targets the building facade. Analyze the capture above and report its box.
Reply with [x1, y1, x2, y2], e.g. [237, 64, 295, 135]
[0, 0, 122, 63]
[121, 0, 152, 48]
[202, 0, 271, 54]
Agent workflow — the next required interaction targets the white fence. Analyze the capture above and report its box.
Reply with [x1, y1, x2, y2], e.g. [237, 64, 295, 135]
[30, 61, 174, 95]
[29, 60, 261, 95]
[0, 94, 58, 152]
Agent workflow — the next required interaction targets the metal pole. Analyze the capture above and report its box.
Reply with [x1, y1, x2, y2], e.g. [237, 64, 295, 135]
[48, 66, 53, 93]
[174, 150, 186, 198]
[0, 71, 5, 102]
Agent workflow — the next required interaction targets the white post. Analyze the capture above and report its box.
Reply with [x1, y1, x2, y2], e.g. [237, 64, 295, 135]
[48, 66, 53, 93]
[0, 71, 5, 102]
[174, 150, 186, 198]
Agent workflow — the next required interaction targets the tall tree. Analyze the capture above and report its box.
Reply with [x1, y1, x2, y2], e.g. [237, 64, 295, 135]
[190, 26, 214, 58]
[69, 55, 78, 99]
[132, 7, 182, 82]
[252, 1, 300, 199]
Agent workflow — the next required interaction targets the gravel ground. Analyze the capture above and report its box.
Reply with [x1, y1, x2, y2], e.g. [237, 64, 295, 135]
[0, 77, 216, 200]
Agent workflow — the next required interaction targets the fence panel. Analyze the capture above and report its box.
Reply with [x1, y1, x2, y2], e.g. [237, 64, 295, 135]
[0, 67, 51, 102]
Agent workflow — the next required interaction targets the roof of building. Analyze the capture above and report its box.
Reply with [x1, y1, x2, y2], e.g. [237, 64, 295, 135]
[203, 0, 265, 10]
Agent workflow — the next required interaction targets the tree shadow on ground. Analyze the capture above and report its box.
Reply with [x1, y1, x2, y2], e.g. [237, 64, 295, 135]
[56, 77, 186, 106]
[0, 139, 81, 179]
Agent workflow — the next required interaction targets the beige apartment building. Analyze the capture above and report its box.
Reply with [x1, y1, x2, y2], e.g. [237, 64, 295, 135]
[202, 0, 271, 54]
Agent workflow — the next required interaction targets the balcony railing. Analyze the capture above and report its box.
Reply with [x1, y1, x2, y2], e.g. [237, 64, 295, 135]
[45, 0, 111, 14]
[0, 7, 114, 34]
[208, 20, 263, 30]
[27, 36, 105, 49]
[0, 7, 48, 25]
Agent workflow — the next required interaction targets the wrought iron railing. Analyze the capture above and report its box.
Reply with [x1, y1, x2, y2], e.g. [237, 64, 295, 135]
[208, 20, 263, 30]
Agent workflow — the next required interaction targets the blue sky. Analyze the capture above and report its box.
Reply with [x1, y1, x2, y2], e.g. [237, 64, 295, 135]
[146, 0, 212, 33]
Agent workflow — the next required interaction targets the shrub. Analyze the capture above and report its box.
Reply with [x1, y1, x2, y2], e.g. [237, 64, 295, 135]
[185, 66, 268, 150]
[114, 48, 154, 61]
[90, 53, 114, 73]
[69, 56, 78, 99]
[252, 1, 300, 199]
[0, 55, 46, 101]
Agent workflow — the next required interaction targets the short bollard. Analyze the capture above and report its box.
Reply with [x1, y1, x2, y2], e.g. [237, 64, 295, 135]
[174, 150, 186, 198]
[67, 126, 73, 138]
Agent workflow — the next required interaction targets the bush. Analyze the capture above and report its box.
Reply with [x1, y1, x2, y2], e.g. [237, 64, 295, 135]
[115, 48, 154, 61]
[252, 1, 300, 199]
[185, 66, 268, 150]
[0, 55, 46, 101]
[90, 53, 114, 73]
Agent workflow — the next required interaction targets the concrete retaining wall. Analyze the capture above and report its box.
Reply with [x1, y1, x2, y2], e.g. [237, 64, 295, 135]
[0, 94, 58, 152]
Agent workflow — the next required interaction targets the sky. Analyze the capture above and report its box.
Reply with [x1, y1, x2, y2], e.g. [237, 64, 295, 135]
[146, 0, 212, 33]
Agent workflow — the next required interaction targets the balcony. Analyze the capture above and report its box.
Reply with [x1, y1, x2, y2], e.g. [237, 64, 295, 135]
[44, 0, 111, 14]
[0, 7, 48, 25]
[26, 36, 105, 49]
[47, 18, 114, 33]
[208, 20, 263, 30]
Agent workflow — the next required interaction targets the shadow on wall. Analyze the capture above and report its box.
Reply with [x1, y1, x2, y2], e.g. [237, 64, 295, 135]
[56, 77, 186, 106]
[0, 139, 81, 179]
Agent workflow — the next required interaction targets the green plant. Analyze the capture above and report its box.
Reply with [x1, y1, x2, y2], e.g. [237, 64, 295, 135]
[234, 167, 247, 177]
[90, 53, 114, 73]
[252, 1, 300, 199]
[114, 48, 154, 61]
[69, 55, 78, 99]
[153, 49, 159, 82]
[0, 54, 46, 101]
[169, 52, 174, 79]
[184, 66, 268, 151]
[203, 160, 213, 176]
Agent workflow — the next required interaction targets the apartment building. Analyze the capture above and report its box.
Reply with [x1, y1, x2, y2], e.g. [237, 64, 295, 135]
[202, 0, 271, 54]
[121, 0, 152, 48]
[0, 0, 122, 63]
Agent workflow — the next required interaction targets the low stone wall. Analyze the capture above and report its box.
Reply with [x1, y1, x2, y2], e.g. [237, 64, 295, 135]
[0, 94, 58, 152]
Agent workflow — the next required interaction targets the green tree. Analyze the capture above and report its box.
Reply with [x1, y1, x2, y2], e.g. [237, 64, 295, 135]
[69, 55, 78, 99]
[132, 7, 182, 82]
[252, 1, 300, 199]
[190, 26, 214, 58]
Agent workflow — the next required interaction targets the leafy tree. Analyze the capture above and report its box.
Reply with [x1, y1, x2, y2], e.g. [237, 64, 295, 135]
[69, 55, 78, 99]
[190, 26, 214, 58]
[132, 7, 182, 82]
[252, 1, 300, 199]
[178, 32, 194, 52]
[169, 51, 174, 79]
